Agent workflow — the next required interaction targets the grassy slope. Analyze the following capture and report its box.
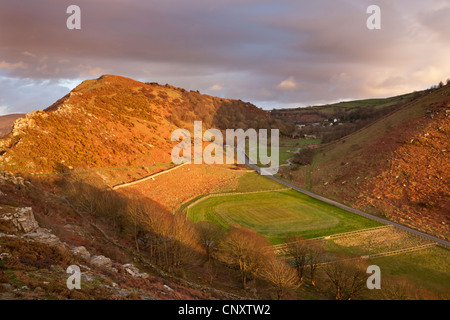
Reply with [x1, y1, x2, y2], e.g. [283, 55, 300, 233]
[271, 91, 420, 121]
[188, 189, 381, 244]
[316, 92, 418, 114]
[369, 246, 450, 296]
[226, 172, 285, 192]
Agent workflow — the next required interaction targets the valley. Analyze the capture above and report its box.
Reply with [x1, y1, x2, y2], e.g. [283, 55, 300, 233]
[0, 75, 449, 300]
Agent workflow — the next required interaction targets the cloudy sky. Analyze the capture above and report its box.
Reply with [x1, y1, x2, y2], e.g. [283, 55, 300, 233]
[0, 0, 449, 115]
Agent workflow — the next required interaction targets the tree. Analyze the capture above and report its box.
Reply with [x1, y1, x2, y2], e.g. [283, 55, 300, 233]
[307, 241, 325, 286]
[138, 203, 201, 270]
[260, 258, 299, 300]
[379, 277, 437, 300]
[285, 236, 325, 286]
[446, 78, 450, 86]
[380, 277, 416, 300]
[218, 226, 272, 290]
[195, 221, 225, 261]
[285, 235, 308, 284]
[324, 256, 368, 300]
[291, 148, 315, 166]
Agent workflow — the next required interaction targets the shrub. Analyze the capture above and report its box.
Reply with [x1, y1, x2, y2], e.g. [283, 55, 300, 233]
[291, 148, 315, 166]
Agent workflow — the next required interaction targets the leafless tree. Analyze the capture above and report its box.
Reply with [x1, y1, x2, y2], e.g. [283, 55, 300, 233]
[195, 221, 225, 261]
[260, 258, 299, 300]
[308, 241, 325, 286]
[380, 277, 416, 300]
[285, 235, 308, 284]
[324, 256, 368, 300]
[218, 226, 272, 290]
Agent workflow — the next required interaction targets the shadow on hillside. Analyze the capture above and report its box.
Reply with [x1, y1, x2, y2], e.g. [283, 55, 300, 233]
[52, 170, 204, 273]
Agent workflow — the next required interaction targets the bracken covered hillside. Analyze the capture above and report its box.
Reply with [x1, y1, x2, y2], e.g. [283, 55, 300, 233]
[0, 75, 291, 174]
[357, 104, 449, 239]
[281, 84, 450, 240]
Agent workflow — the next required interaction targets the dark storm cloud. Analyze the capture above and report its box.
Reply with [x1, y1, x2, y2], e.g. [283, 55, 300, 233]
[0, 0, 449, 114]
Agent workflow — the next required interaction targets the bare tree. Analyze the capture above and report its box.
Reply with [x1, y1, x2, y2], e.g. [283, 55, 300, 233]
[324, 256, 368, 300]
[260, 258, 299, 300]
[204, 261, 218, 285]
[307, 241, 325, 286]
[285, 236, 325, 286]
[196, 221, 225, 261]
[285, 235, 308, 284]
[218, 226, 272, 290]
[138, 203, 200, 270]
[380, 277, 416, 300]
[380, 277, 438, 300]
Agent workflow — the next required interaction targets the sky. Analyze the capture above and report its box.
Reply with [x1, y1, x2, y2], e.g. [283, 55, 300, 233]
[0, 0, 449, 115]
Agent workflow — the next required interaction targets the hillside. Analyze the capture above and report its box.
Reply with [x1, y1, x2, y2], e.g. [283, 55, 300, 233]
[272, 91, 427, 143]
[271, 91, 423, 124]
[0, 171, 244, 300]
[0, 76, 448, 300]
[0, 75, 291, 177]
[281, 84, 450, 240]
[0, 114, 24, 138]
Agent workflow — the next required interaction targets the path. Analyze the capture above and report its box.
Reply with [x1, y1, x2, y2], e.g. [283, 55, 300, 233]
[112, 163, 188, 190]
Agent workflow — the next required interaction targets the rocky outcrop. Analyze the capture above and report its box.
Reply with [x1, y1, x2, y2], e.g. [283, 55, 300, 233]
[0, 205, 61, 247]
[0, 207, 39, 233]
[0, 171, 29, 188]
[123, 264, 149, 279]
[11, 113, 36, 137]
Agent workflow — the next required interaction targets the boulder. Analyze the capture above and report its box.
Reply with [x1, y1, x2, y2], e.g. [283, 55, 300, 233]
[71, 246, 91, 260]
[23, 231, 61, 247]
[123, 263, 149, 279]
[91, 255, 113, 269]
[0, 206, 39, 233]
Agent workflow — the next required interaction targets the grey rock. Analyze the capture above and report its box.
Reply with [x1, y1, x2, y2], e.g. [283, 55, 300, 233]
[123, 263, 149, 279]
[71, 246, 91, 260]
[90, 255, 113, 269]
[23, 230, 61, 247]
[0, 207, 39, 233]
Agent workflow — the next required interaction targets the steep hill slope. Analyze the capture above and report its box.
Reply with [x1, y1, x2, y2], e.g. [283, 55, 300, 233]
[282, 84, 450, 239]
[0, 75, 291, 176]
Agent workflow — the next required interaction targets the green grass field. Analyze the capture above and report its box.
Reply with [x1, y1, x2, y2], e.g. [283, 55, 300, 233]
[305, 91, 418, 115]
[369, 246, 450, 297]
[188, 189, 382, 244]
[244, 137, 321, 168]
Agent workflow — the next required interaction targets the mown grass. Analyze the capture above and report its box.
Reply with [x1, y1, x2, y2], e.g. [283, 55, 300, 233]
[188, 189, 382, 244]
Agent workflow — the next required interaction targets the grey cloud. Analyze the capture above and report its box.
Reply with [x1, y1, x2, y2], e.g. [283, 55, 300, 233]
[0, 0, 449, 113]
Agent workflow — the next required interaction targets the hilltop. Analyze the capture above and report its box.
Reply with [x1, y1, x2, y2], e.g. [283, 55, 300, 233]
[0, 75, 292, 176]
